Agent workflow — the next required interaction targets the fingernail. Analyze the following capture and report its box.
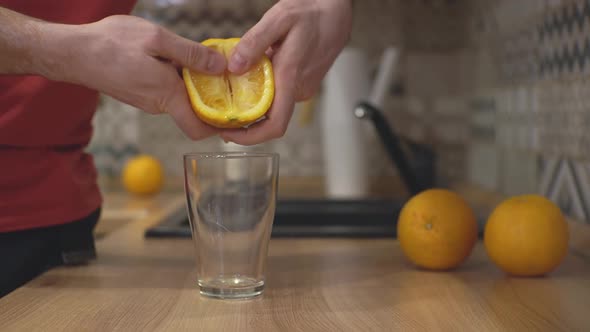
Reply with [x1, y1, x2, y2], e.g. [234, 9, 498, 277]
[207, 53, 226, 73]
[228, 52, 247, 73]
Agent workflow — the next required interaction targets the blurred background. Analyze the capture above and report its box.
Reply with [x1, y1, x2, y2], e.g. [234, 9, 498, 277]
[88, 0, 590, 225]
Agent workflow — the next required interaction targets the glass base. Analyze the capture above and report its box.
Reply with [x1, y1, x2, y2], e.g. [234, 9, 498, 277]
[198, 276, 264, 300]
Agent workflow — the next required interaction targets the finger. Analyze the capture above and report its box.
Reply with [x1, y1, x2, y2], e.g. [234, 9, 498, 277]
[152, 28, 226, 75]
[220, 60, 297, 145]
[265, 47, 275, 58]
[220, 81, 296, 145]
[228, 4, 295, 74]
[221, 34, 305, 145]
[164, 80, 220, 140]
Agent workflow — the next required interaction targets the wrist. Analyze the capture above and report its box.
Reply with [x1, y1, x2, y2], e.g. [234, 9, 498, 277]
[30, 21, 84, 83]
[323, 0, 353, 10]
[319, 0, 353, 19]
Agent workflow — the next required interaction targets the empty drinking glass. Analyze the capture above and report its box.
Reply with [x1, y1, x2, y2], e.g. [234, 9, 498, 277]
[183, 152, 279, 299]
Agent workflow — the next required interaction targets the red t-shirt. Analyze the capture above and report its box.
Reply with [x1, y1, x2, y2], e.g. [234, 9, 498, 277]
[0, 0, 137, 232]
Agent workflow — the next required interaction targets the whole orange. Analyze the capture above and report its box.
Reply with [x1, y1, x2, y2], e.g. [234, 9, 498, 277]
[122, 154, 164, 195]
[484, 195, 569, 277]
[397, 189, 478, 270]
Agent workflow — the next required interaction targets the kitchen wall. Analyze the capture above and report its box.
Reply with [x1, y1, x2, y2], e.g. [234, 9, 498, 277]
[400, 0, 590, 224]
[88, 0, 590, 224]
[473, 0, 590, 225]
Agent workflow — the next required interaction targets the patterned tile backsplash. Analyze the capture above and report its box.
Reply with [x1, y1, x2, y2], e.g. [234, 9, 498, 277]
[463, 0, 590, 223]
[89, 0, 590, 223]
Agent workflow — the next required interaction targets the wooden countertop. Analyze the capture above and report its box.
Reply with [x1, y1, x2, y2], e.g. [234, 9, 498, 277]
[1, 183, 590, 331]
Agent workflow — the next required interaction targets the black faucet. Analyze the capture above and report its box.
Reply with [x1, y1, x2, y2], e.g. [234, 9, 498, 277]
[354, 101, 436, 196]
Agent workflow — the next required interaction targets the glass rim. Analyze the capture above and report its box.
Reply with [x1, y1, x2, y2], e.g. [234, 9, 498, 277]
[183, 151, 279, 160]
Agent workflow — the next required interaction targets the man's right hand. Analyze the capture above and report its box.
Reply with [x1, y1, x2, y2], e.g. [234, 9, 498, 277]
[39, 15, 227, 141]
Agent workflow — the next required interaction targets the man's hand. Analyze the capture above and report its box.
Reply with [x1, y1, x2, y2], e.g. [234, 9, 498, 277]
[220, 0, 353, 145]
[0, 8, 226, 141]
[54, 15, 227, 140]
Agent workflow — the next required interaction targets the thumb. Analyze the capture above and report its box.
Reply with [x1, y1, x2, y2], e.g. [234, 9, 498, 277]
[228, 5, 294, 74]
[154, 29, 226, 74]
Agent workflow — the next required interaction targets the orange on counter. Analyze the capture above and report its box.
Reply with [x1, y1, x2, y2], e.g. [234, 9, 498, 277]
[122, 154, 164, 195]
[484, 194, 569, 277]
[182, 38, 275, 128]
[397, 189, 478, 270]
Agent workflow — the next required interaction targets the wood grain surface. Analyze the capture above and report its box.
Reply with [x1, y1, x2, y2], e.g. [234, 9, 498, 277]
[0, 187, 589, 331]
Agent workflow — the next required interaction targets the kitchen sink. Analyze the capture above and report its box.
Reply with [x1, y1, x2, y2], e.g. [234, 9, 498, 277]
[145, 198, 404, 238]
[144, 198, 487, 239]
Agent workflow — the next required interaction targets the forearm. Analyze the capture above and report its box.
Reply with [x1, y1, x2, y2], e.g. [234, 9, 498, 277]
[0, 6, 71, 79]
